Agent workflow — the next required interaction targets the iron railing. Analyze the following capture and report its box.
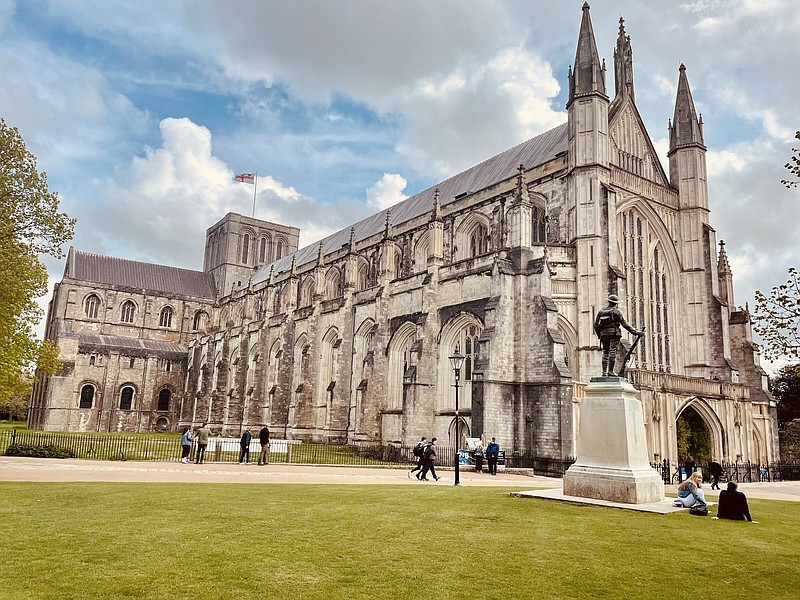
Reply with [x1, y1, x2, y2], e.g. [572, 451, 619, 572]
[648, 458, 800, 484]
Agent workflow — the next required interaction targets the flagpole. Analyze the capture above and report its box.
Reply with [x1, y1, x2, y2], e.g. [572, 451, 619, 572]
[252, 171, 258, 217]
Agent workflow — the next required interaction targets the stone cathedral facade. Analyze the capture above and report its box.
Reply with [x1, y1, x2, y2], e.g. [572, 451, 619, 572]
[30, 5, 779, 464]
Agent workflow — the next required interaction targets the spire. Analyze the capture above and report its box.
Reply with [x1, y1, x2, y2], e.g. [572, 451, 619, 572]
[668, 64, 705, 155]
[290, 255, 297, 276]
[348, 227, 356, 254]
[514, 164, 531, 205]
[613, 16, 635, 102]
[383, 210, 393, 240]
[431, 188, 442, 222]
[568, 2, 607, 104]
[717, 240, 731, 276]
[268, 265, 275, 285]
[316, 241, 325, 267]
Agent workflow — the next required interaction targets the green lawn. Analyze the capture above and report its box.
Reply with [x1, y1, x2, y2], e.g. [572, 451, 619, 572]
[1, 484, 797, 599]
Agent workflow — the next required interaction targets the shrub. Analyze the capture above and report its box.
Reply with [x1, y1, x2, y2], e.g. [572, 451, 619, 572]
[5, 443, 77, 459]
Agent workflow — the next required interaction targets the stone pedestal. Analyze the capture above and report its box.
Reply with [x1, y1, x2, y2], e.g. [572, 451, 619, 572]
[563, 377, 664, 504]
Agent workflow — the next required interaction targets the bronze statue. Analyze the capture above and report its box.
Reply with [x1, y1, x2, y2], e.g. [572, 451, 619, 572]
[594, 294, 643, 377]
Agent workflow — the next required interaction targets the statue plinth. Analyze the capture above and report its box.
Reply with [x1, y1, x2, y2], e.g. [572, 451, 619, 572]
[563, 377, 664, 504]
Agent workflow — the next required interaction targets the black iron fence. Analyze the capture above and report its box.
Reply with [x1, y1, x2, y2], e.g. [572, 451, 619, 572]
[649, 458, 800, 484]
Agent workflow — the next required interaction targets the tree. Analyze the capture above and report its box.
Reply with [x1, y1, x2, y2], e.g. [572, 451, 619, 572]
[753, 267, 800, 362]
[782, 130, 800, 189]
[0, 118, 75, 408]
[770, 364, 800, 424]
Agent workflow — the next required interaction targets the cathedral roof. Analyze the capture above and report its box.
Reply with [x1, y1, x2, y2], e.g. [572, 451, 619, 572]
[67, 250, 215, 299]
[254, 122, 568, 282]
[76, 332, 187, 357]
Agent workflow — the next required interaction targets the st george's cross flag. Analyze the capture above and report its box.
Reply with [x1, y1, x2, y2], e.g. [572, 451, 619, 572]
[234, 172, 255, 184]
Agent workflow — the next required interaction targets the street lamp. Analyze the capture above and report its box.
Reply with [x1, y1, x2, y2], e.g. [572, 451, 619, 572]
[449, 344, 465, 486]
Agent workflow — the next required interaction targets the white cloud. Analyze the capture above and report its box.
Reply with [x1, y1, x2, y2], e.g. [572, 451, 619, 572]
[366, 173, 408, 210]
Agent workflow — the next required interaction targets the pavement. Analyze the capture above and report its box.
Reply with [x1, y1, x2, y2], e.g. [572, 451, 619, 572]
[1, 457, 798, 502]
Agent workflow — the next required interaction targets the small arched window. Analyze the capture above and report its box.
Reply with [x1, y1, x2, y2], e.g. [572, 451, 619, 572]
[192, 311, 206, 331]
[79, 384, 95, 409]
[532, 206, 547, 243]
[157, 389, 171, 411]
[85, 294, 101, 319]
[159, 306, 173, 328]
[259, 237, 268, 263]
[119, 386, 134, 410]
[120, 300, 136, 323]
[276, 240, 284, 259]
[242, 233, 250, 264]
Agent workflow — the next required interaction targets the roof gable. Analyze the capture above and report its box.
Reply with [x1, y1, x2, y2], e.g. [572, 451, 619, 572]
[608, 96, 669, 186]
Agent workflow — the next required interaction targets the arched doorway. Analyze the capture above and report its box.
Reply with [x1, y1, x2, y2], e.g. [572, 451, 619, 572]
[676, 405, 713, 467]
[448, 416, 469, 451]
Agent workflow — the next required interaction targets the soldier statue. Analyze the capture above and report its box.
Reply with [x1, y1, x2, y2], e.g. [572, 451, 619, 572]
[594, 294, 643, 377]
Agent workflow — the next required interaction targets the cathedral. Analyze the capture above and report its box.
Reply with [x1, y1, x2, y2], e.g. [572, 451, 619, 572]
[29, 4, 779, 465]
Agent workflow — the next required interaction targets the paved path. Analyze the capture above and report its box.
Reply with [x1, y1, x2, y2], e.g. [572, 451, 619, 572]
[1, 457, 798, 501]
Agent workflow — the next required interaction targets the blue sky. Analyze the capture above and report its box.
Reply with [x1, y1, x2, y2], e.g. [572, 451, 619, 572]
[2, 0, 799, 365]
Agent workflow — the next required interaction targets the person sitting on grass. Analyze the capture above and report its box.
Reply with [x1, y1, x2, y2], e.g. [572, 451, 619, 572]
[715, 481, 757, 523]
[674, 471, 707, 509]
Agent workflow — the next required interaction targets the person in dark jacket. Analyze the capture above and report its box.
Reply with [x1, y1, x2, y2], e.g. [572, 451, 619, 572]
[258, 425, 270, 465]
[709, 460, 723, 490]
[409, 436, 427, 478]
[486, 438, 500, 475]
[419, 438, 440, 481]
[593, 294, 642, 377]
[194, 423, 209, 464]
[239, 428, 252, 464]
[716, 481, 757, 522]
[473, 444, 485, 473]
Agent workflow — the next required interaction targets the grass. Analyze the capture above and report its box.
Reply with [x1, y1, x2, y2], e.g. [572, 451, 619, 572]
[1, 484, 798, 600]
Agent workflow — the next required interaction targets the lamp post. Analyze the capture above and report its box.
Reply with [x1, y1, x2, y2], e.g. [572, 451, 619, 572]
[449, 344, 465, 486]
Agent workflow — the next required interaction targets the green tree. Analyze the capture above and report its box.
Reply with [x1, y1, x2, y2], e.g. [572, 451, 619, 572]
[0, 118, 75, 407]
[770, 364, 800, 424]
[782, 130, 800, 188]
[753, 267, 800, 362]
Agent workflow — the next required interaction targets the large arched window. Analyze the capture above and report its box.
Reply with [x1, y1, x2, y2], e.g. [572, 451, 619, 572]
[159, 306, 174, 328]
[120, 300, 136, 323]
[119, 386, 134, 410]
[276, 240, 284, 260]
[192, 311, 207, 331]
[413, 231, 430, 274]
[85, 294, 101, 319]
[325, 267, 342, 299]
[469, 224, 489, 257]
[157, 389, 171, 411]
[387, 322, 416, 411]
[299, 277, 314, 307]
[621, 208, 674, 372]
[79, 384, 95, 408]
[259, 236, 269, 263]
[438, 314, 484, 411]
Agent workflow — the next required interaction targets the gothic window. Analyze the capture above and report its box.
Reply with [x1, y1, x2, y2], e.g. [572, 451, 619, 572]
[192, 311, 207, 331]
[164, 360, 172, 373]
[393, 250, 403, 279]
[469, 224, 489, 257]
[120, 300, 136, 323]
[355, 260, 369, 291]
[259, 237, 268, 263]
[413, 232, 430, 274]
[300, 277, 314, 307]
[79, 384, 94, 409]
[119, 386, 134, 410]
[532, 206, 547, 244]
[89, 355, 96, 366]
[325, 268, 342, 299]
[621, 208, 673, 372]
[157, 389, 171, 411]
[387, 323, 416, 411]
[241, 233, 250, 264]
[159, 306, 174, 328]
[85, 294, 101, 319]
[438, 315, 484, 411]
[276, 240, 284, 259]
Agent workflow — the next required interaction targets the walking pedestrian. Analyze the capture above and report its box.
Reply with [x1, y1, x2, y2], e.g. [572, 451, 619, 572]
[486, 437, 500, 475]
[409, 436, 426, 478]
[194, 422, 209, 464]
[709, 460, 723, 490]
[239, 427, 252, 464]
[419, 437, 441, 481]
[180, 427, 192, 463]
[258, 425, 271, 465]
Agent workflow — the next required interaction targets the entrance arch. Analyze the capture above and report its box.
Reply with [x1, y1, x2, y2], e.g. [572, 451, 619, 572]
[676, 398, 725, 462]
[448, 416, 470, 451]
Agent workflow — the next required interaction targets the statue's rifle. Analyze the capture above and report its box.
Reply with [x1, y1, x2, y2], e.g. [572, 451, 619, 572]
[617, 328, 645, 379]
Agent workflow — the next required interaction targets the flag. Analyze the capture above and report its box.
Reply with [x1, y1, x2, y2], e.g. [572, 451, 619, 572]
[235, 172, 255, 184]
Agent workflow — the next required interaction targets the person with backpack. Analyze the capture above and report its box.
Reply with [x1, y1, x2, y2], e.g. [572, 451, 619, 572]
[593, 294, 642, 377]
[419, 438, 441, 481]
[486, 437, 501, 475]
[409, 436, 427, 478]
